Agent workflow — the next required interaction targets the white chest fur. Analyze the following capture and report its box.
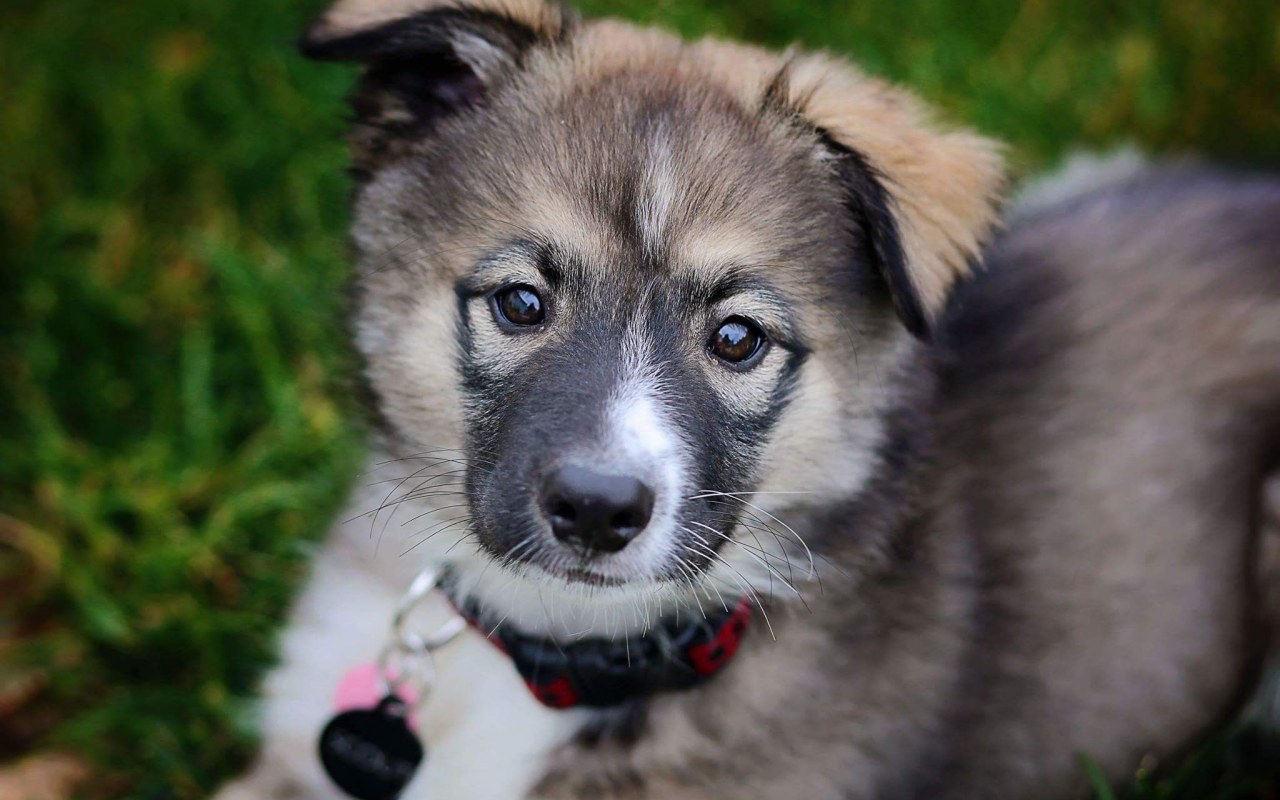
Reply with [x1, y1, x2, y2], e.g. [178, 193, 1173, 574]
[221, 449, 794, 800]
[224, 514, 583, 800]
[413, 631, 585, 799]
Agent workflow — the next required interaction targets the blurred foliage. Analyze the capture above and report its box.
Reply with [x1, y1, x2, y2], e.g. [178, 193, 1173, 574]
[0, 0, 1277, 797]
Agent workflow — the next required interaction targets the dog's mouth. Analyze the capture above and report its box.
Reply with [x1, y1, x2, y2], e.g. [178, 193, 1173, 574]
[479, 517, 726, 591]
[505, 544, 662, 588]
[537, 563, 631, 588]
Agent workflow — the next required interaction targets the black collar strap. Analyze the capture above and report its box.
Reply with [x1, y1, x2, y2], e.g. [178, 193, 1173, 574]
[448, 594, 753, 709]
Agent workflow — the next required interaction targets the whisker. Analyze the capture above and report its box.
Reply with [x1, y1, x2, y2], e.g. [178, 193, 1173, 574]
[369, 448, 476, 469]
[398, 517, 472, 557]
[668, 556, 709, 621]
[693, 491, 818, 585]
[689, 490, 816, 497]
[688, 521, 810, 614]
[703, 501, 850, 582]
[688, 520, 797, 594]
[356, 455, 460, 531]
[678, 542, 731, 613]
[698, 509, 802, 587]
[397, 495, 472, 527]
[679, 527, 776, 639]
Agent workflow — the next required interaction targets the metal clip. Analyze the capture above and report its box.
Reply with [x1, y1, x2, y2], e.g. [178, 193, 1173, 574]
[376, 565, 467, 704]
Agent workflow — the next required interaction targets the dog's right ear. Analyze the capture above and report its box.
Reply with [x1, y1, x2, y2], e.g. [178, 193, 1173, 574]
[301, 0, 572, 169]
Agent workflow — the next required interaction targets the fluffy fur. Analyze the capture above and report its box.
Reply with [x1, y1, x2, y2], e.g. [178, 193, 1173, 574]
[216, 2, 1280, 798]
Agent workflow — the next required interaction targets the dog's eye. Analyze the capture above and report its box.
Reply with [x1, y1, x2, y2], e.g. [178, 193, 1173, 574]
[709, 317, 767, 367]
[492, 285, 545, 328]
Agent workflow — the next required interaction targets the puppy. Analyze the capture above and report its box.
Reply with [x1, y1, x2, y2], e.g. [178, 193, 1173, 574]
[215, 1, 1280, 798]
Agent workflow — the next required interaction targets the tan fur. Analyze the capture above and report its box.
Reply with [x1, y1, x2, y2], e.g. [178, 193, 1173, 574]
[308, 0, 570, 45]
[555, 18, 1006, 322]
[683, 37, 1007, 319]
[215, 4, 1280, 800]
[322, 0, 1005, 325]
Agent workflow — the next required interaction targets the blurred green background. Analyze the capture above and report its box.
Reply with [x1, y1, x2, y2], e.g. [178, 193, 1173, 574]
[2, 0, 1278, 797]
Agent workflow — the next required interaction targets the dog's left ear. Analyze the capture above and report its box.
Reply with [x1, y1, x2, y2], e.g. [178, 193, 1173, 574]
[770, 57, 1006, 337]
[301, 0, 570, 67]
[301, 0, 572, 169]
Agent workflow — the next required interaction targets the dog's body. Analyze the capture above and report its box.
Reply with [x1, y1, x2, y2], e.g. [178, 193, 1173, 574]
[216, 2, 1280, 798]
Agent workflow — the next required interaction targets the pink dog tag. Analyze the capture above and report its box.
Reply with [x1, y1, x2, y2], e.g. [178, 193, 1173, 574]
[333, 662, 421, 731]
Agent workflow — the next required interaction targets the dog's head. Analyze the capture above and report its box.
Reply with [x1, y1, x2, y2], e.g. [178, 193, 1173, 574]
[304, 0, 1002, 615]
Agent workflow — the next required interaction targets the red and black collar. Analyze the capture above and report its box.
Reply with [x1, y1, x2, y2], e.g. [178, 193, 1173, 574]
[448, 592, 753, 709]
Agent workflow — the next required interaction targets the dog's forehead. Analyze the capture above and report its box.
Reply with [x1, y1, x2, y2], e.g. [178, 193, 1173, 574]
[461, 68, 837, 295]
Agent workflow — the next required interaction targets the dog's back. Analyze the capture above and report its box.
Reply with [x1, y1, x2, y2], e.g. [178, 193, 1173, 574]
[928, 163, 1280, 795]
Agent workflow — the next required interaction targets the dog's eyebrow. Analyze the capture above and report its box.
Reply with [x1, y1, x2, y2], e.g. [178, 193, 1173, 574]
[686, 266, 804, 347]
[534, 244, 566, 288]
[707, 273, 769, 305]
[692, 266, 788, 308]
[462, 238, 565, 293]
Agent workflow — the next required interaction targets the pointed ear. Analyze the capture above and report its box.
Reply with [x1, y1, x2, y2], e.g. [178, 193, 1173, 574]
[300, 0, 573, 170]
[776, 56, 1006, 337]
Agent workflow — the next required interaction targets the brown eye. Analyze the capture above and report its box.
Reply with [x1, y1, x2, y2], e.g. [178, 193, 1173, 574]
[493, 285, 544, 328]
[709, 317, 767, 367]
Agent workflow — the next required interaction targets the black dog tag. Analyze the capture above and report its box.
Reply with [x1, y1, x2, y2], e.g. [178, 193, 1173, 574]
[318, 696, 424, 800]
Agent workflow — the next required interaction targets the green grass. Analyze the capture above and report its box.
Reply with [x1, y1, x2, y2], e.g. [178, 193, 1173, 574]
[1, 0, 1277, 797]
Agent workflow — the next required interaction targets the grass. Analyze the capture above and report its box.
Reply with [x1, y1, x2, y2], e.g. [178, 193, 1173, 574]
[1, 0, 1277, 797]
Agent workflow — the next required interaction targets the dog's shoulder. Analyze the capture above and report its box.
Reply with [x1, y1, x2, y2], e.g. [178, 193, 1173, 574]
[937, 161, 1280, 393]
[915, 161, 1280, 795]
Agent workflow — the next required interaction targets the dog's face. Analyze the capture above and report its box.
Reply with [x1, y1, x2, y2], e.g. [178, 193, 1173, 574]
[305, 0, 1002, 610]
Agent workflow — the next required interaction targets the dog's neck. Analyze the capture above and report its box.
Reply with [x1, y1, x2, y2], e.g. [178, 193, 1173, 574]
[446, 583, 755, 708]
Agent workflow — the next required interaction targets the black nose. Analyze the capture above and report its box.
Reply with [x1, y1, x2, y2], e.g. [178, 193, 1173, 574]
[540, 465, 655, 553]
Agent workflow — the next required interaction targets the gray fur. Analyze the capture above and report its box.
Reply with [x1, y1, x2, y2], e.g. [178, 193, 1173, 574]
[218, 5, 1280, 798]
[532, 164, 1280, 800]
